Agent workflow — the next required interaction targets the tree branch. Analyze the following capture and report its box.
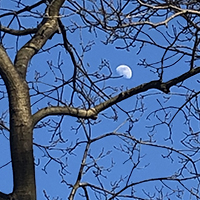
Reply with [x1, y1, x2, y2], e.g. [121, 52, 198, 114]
[32, 106, 97, 126]
[109, 175, 200, 200]
[32, 67, 200, 126]
[0, 0, 45, 18]
[0, 45, 22, 89]
[0, 24, 37, 36]
[14, 0, 65, 78]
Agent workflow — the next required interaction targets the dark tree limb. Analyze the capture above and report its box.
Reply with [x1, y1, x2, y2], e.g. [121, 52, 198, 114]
[0, 24, 37, 36]
[14, 0, 65, 79]
[0, 0, 45, 18]
[32, 67, 200, 126]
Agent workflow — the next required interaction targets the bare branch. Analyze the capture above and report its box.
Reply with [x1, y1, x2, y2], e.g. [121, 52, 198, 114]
[33, 66, 200, 126]
[0, 24, 37, 36]
[32, 106, 98, 126]
[14, 0, 65, 78]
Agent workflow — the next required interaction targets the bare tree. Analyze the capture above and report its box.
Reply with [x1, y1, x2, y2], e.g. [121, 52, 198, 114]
[0, 0, 200, 199]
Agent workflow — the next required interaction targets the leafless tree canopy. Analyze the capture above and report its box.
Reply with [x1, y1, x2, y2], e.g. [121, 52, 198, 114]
[0, 0, 200, 199]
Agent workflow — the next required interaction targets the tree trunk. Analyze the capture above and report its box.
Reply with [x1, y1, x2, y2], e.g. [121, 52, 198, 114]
[9, 81, 36, 200]
[0, 45, 36, 200]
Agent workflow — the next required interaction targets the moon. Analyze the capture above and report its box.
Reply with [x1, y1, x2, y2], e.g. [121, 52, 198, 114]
[116, 65, 132, 79]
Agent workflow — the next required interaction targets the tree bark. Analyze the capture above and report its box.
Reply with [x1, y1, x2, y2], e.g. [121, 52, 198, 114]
[0, 46, 35, 199]
[9, 84, 35, 200]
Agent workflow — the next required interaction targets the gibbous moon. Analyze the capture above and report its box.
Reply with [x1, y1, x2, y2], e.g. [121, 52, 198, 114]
[116, 65, 132, 79]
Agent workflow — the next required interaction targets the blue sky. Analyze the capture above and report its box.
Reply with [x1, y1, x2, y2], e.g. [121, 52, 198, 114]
[0, 1, 200, 199]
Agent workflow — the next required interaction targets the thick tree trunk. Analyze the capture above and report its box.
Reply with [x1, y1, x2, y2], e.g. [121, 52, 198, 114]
[0, 45, 36, 200]
[9, 82, 36, 200]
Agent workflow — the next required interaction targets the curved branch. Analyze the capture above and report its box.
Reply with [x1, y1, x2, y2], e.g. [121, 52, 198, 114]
[32, 106, 98, 126]
[0, 0, 45, 18]
[14, 0, 65, 78]
[109, 175, 200, 200]
[0, 45, 21, 88]
[32, 67, 200, 126]
[0, 24, 37, 36]
[94, 66, 200, 114]
[127, 11, 186, 28]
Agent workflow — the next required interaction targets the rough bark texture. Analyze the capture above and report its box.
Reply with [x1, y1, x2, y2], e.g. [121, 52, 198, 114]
[9, 84, 35, 199]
